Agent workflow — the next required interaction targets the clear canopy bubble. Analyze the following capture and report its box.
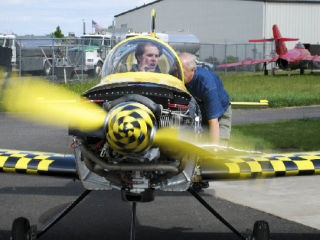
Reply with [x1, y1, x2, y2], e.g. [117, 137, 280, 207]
[101, 37, 183, 81]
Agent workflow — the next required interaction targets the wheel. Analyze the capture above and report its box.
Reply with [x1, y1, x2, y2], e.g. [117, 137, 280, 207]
[11, 217, 31, 240]
[264, 69, 268, 75]
[89, 62, 103, 77]
[300, 68, 304, 75]
[251, 220, 270, 240]
[263, 63, 268, 75]
[43, 61, 52, 76]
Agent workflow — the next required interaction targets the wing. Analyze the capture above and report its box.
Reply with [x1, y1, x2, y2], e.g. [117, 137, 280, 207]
[154, 129, 320, 181]
[299, 55, 320, 62]
[201, 152, 320, 180]
[280, 55, 320, 63]
[279, 49, 320, 63]
[217, 56, 278, 68]
[0, 149, 77, 178]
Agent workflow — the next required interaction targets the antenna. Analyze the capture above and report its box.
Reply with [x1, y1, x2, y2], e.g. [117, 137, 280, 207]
[82, 19, 86, 35]
[151, 9, 156, 38]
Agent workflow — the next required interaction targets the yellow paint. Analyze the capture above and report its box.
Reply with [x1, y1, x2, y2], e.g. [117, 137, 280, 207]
[151, 9, 156, 38]
[225, 163, 240, 174]
[270, 160, 286, 172]
[285, 169, 299, 176]
[231, 100, 269, 106]
[0, 156, 8, 167]
[15, 158, 32, 169]
[2, 77, 107, 131]
[247, 161, 262, 172]
[3, 168, 16, 173]
[100, 72, 189, 94]
[26, 169, 38, 174]
[294, 160, 315, 171]
[38, 160, 54, 171]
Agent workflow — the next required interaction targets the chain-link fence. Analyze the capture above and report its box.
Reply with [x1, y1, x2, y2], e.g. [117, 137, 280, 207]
[4, 37, 112, 82]
[5, 36, 316, 81]
[198, 42, 276, 73]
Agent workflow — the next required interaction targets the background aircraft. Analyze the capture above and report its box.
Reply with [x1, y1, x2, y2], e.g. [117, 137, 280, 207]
[217, 24, 320, 75]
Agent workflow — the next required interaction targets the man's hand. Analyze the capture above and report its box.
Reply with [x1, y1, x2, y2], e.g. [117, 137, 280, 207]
[139, 59, 151, 72]
[208, 118, 220, 145]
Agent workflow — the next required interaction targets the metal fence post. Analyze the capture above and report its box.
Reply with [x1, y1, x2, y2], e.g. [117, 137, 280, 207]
[19, 40, 22, 77]
[81, 41, 84, 82]
[51, 39, 55, 82]
[235, 44, 238, 73]
[224, 43, 227, 75]
[244, 44, 248, 72]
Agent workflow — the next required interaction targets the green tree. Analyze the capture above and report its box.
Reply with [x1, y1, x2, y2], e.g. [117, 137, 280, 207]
[52, 26, 65, 38]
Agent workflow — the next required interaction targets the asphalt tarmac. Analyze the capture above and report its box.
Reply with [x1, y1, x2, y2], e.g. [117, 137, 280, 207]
[1, 108, 320, 240]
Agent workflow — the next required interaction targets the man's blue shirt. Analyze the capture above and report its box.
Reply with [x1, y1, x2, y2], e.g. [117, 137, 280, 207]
[186, 67, 230, 120]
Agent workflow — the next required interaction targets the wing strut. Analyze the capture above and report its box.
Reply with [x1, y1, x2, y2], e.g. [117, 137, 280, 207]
[188, 188, 246, 240]
[37, 190, 91, 238]
[130, 202, 137, 240]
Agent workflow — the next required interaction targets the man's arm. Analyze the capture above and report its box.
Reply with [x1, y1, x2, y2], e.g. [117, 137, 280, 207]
[208, 118, 220, 145]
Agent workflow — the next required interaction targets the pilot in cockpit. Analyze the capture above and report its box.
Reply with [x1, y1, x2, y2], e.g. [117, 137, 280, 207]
[295, 42, 305, 49]
[131, 42, 162, 72]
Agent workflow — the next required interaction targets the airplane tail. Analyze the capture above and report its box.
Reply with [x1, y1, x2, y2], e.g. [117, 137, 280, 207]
[249, 25, 299, 56]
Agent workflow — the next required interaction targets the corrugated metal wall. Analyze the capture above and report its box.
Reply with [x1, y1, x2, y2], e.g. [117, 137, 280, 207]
[265, 2, 320, 48]
[114, 0, 264, 44]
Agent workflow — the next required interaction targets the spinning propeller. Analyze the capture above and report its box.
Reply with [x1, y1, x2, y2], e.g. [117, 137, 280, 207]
[0, 76, 252, 170]
[2, 77, 106, 131]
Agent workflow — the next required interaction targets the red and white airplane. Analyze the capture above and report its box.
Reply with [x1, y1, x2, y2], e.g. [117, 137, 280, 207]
[217, 24, 320, 75]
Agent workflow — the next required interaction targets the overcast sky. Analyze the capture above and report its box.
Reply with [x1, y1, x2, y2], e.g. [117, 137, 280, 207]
[0, 0, 154, 36]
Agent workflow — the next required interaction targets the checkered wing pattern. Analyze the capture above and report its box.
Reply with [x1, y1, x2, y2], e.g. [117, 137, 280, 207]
[201, 152, 320, 180]
[0, 149, 77, 178]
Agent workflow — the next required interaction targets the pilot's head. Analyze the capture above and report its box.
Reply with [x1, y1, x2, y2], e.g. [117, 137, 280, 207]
[179, 52, 197, 84]
[295, 42, 304, 49]
[135, 42, 162, 72]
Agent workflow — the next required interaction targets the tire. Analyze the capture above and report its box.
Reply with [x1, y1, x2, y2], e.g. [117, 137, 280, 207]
[94, 62, 103, 76]
[264, 69, 268, 76]
[11, 217, 31, 240]
[43, 61, 52, 76]
[251, 220, 270, 240]
[89, 62, 103, 77]
[300, 68, 304, 75]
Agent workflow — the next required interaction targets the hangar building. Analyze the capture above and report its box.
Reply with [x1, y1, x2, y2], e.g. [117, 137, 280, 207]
[114, 0, 320, 46]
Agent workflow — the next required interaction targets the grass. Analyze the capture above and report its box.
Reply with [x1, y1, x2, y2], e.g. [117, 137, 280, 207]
[59, 70, 320, 108]
[219, 71, 320, 108]
[62, 78, 100, 95]
[1, 72, 320, 152]
[230, 118, 320, 152]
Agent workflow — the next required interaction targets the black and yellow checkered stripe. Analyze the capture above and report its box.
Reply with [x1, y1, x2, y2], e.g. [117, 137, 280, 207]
[201, 152, 320, 180]
[0, 149, 77, 178]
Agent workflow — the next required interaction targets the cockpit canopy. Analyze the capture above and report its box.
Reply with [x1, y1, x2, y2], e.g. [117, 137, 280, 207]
[101, 37, 184, 81]
[295, 42, 305, 49]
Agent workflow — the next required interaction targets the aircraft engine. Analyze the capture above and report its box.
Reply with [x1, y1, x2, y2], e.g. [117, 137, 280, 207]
[73, 94, 196, 194]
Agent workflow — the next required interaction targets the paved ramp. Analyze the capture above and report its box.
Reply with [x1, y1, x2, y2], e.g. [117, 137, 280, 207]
[233, 105, 320, 124]
[211, 175, 320, 230]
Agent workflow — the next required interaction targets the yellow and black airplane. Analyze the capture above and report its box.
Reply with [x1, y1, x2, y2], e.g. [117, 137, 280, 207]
[1, 11, 320, 240]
